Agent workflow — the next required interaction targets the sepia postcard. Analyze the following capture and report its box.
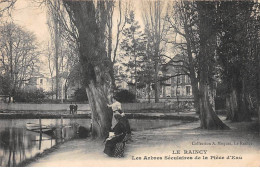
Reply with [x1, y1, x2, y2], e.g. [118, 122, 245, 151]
[0, 0, 259, 167]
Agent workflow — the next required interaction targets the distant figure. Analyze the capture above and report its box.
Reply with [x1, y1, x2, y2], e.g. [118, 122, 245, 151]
[74, 104, 78, 114]
[69, 104, 74, 114]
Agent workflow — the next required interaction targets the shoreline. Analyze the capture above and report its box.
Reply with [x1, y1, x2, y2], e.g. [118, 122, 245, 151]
[17, 139, 73, 167]
[0, 111, 199, 121]
[1, 112, 259, 167]
[22, 118, 260, 167]
[16, 120, 199, 167]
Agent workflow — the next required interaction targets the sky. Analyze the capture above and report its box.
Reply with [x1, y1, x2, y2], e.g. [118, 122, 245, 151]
[1, 0, 174, 77]
[5, 0, 51, 75]
[4, 0, 143, 77]
[12, 0, 50, 44]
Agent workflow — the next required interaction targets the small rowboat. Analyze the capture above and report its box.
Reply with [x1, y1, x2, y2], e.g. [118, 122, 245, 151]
[26, 123, 47, 130]
[26, 123, 55, 135]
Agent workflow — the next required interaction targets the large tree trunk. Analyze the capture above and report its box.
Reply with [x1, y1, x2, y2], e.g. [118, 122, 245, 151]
[256, 40, 260, 133]
[190, 76, 200, 114]
[258, 55, 260, 135]
[197, 1, 229, 130]
[86, 79, 113, 138]
[64, 1, 114, 139]
[199, 79, 229, 130]
[54, 2, 60, 100]
[185, 31, 200, 114]
[226, 89, 251, 122]
[258, 88, 260, 135]
[226, 72, 251, 122]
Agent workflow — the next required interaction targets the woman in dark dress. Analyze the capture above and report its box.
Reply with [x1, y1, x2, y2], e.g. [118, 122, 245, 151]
[104, 114, 127, 157]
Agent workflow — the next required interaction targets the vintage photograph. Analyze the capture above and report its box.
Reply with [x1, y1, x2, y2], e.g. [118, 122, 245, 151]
[0, 0, 259, 167]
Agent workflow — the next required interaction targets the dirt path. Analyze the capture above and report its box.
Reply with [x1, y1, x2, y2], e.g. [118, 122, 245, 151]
[27, 118, 260, 167]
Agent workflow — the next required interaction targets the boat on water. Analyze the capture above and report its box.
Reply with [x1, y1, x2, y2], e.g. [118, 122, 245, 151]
[26, 123, 55, 135]
[26, 123, 48, 130]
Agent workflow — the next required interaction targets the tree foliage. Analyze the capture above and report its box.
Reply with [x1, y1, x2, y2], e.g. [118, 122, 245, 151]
[216, 1, 258, 121]
[0, 23, 40, 98]
[114, 89, 135, 103]
[120, 10, 146, 97]
[74, 87, 88, 102]
[14, 89, 45, 103]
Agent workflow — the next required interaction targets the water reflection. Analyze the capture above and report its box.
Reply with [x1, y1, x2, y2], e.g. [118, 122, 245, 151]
[0, 119, 91, 167]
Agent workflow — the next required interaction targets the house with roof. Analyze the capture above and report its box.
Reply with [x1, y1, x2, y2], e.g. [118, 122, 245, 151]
[22, 72, 52, 92]
[129, 54, 194, 103]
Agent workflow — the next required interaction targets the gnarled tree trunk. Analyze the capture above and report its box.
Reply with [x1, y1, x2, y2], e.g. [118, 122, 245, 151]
[86, 79, 113, 138]
[257, 42, 260, 134]
[199, 83, 229, 129]
[64, 1, 114, 139]
[226, 90, 251, 122]
[226, 72, 251, 122]
[197, 1, 229, 130]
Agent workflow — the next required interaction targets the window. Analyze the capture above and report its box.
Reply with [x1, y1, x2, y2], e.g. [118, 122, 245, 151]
[186, 86, 191, 96]
[177, 75, 182, 84]
[165, 74, 171, 84]
[40, 79, 43, 84]
[176, 87, 181, 96]
[185, 75, 188, 83]
[165, 86, 171, 97]
[185, 75, 191, 84]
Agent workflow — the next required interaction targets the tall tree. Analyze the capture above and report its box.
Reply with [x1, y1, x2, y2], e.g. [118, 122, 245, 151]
[46, 0, 62, 100]
[0, 0, 16, 15]
[0, 23, 40, 100]
[196, 1, 229, 129]
[46, 42, 55, 100]
[104, 0, 130, 92]
[217, 1, 255, 122]
[120, 10, 146, 99]
[142, 0, 169, 103]
[166, 1, 200, 114]
[256, 5, 260, 132]
[63, 1, 114, 138]
[46, 0, 80, 101]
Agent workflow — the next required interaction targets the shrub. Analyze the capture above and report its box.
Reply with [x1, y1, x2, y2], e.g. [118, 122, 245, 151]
[74, 88, 88, 102]
[114, 89, 135, 103]
[14, 89, 46, 103]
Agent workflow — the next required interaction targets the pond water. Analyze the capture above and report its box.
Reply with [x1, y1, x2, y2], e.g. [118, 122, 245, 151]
[0, 118, 183, 167]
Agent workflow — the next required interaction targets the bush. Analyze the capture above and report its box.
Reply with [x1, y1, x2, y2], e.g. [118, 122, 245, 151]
[14, 89, 46, 103]
[114, 89, 135, 103]
[74, 88, 88, 102]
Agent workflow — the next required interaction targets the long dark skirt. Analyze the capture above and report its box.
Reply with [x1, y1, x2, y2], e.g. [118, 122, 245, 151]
[104, 135, 125, 157]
